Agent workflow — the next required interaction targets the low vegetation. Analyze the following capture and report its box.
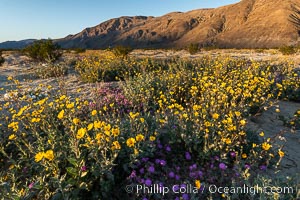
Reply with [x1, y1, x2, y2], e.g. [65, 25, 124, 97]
[22, 39, 62, 63]
[111, 45, 133, 58]
[35, 64, 68, 79]
[0, 50, 4, 66]
[0, 52, 299, 199]
[187, 43, 199, 55]
[279, 45, 298, 55]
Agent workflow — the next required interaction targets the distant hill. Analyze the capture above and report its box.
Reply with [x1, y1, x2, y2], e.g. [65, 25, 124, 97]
[56, 0, 300, 49]
[0, 39, 36, 49]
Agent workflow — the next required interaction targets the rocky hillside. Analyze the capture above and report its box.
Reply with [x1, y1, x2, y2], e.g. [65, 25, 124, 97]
[56, 0, 300, 49]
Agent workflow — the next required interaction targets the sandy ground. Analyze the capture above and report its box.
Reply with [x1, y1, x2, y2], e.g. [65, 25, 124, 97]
[0, 50, 299, 180]
[247, 101, 300, 177]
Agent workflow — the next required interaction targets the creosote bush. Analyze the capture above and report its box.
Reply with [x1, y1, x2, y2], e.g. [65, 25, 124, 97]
[23, 39, 62, 63]
[187, 43, 199, 55]
[0, 51, 4, 66]
[111, 45, 133, 58]
[279, 45, 297, 55]
[35, 64, 68, 79]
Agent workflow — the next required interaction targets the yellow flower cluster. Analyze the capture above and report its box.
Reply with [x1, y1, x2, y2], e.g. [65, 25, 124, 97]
[35, 150, 55, 162]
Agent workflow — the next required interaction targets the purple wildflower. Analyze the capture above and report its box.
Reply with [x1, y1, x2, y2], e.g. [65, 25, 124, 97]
[168, 171, 175, 178]
[159, 160, 166, 166]
[182, 194, 189, 200]
[139, 168, 145, 174]
[260, 165, 267, 171]
[145, 179, 152, 186]
[81, 166, 87, 171]
[189, 164, 197, 170]
[219, 163, 227, 170]
[173, 185, 179, 192]
[29, 182, 34, 189]
[245, 164, 251, 169]
[185, 152, 191, 160]
[129, 170, 136, 179]
[230, 152, 236, 157]
[165, 145, 171, 152]
[148, 166, 155, 173]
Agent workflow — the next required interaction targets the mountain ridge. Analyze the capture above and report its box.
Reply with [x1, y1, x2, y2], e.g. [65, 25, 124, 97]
[1, 0, 299, 49]
[56, 0, 300, 49]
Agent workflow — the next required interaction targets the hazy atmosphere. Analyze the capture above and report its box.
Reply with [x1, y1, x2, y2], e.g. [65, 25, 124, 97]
[0, 0, 239, 42]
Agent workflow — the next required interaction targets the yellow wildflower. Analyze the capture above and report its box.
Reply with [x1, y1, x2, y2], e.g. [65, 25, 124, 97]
[195, 180, 201, 189]
[57, 110, 64, 119]
[77, 128, 87, 139]
[94, 121, 102, 129]
[278, 150, 284, 157]
[112, 141, 121, 150]
[87, 123, 94, 131]
[126, 138, 136, 148]
[8, 134, 16, 140]
[212, 113, 219, 120]
[259, 132, 264, 137]
[59, 95, 66, 101]
[73, 118, 80, 125]
[150, 136, 156, 141]
[35, 152, 44, 162]
[240, 119, 246, 126]
[112, 128, 120, 137]
[66, 103, 74, 109]
[44, 150, 54, 161]
[262, 142, 271, 151]
[136, 134, 144, 142]
[91, 110, 97, 116]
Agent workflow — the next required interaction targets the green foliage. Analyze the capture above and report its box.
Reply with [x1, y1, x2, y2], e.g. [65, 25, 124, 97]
[187, 43, 199, 55]
[279, 45, 297, 55]
[111, 46, 133, 58]
[23, 39, 62, 63]
[0, 51, 4, 66]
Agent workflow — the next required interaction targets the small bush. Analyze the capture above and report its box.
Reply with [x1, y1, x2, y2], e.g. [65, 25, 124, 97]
[187, 43, 199, 55]
[279, 46, 297, 55]
[111, 46, 133, 58]
[0, 51, 4, 66]
[35, 64, 68, 79]
[23, 39, 62, 63]
[202, 45, 219, 51]
[73, 48, 86, 54]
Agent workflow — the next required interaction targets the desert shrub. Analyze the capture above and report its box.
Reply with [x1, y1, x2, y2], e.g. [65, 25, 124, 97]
[202, 45, 219, 51]
[0, 51, 4, 66]
[73, 48, 86, 54]
[279, 45, 297, 55]
[111, 45, 133, 58]
[23, 39, 62, 63]
[35, 64, 68, 79]
[187, 43, 199, 55]
[254, 49, 265, 53]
